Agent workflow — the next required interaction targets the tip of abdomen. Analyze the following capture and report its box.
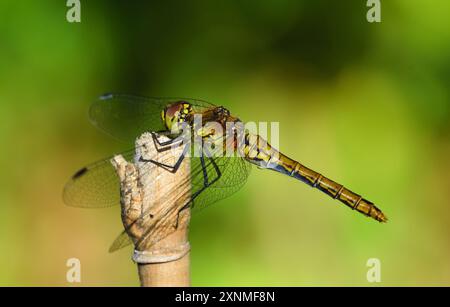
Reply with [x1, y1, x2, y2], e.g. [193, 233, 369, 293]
[375, 211, 388, 223]
[359, 200, 388, 223]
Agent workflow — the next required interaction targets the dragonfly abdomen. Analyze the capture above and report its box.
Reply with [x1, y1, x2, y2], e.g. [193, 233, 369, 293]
[242, 133, 387, 222]
[279, 158, 387, 222]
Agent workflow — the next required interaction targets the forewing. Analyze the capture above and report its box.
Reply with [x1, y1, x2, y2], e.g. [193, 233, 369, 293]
[89, 94, 215, 142]
[63, 148, 135, 208]
[109, 152, 251, 252]
[89, 94, 168, 142]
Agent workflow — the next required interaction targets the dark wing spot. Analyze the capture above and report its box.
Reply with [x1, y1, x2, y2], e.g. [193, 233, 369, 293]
[72, 167, 88, 179]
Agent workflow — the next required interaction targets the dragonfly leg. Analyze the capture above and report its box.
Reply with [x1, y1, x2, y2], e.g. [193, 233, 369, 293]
[140, 142, 189, 173]
[174, 154, 222, 228]
[135, 154, 223, 249]
[188, 147, 222, 211]
[151, 131, 183, 149]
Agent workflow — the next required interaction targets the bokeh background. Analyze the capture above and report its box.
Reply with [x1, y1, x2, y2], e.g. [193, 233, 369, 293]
[0, 0, 449, 286]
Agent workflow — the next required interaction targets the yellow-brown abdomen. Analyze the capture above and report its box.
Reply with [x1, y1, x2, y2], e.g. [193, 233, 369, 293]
[284, 158, 387, 222]
[242, 133, 387, 222]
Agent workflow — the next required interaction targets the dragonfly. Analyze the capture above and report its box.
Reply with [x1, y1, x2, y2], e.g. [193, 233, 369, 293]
[63, 94, 387, 252]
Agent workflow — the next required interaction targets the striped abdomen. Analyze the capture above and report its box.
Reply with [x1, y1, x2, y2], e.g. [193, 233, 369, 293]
[243, 133, 387, 223]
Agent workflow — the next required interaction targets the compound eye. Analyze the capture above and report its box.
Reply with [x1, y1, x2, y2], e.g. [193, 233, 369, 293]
[166, 104, 182, 118]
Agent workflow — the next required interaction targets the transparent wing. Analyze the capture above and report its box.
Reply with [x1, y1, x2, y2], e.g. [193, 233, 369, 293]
[90, 94, 215, 142]
[65, 132, 251, 252]
[190, 155, 251, 214]
[63, 148, 136, 208]
[66, 94, 216, 207]
[109, 148, 252, 252]
[108, 231, 133, 252]
[189, 131, 252, 213]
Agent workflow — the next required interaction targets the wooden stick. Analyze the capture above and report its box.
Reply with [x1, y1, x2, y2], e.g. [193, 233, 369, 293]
[111, 132, 191, 287]
[137, 230, 190, 287]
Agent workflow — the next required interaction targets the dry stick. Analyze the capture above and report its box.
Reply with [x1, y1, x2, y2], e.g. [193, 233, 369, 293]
[111, 132, 191, 287]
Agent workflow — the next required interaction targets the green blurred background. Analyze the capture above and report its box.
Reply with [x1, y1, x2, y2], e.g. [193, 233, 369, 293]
[0, 0, 449, 286]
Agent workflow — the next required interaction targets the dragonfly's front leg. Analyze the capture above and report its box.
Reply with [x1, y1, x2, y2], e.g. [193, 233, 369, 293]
[148, 146, 189, 173]
[151, 131, 184, 149]
[140, 134, 189, 173]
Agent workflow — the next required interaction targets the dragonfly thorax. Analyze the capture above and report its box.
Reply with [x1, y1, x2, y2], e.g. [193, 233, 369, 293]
[213, 106, 230, 117]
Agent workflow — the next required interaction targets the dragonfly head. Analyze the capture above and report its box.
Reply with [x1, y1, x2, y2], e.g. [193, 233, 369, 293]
[162, 101, 193, 132]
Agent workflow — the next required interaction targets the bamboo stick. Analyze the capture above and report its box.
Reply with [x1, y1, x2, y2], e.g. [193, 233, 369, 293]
[111, 132, 191, 287]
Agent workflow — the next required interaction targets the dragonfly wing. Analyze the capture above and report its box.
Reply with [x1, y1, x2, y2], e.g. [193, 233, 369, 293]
[89, 94, 168, 143]
[89, 94, 216, 142]
[190, 155, 252, 214]
[67, 135, 250, 252]
[109, 230, 133, 253]
[118, 153, 251, 252]
[66, 93, 215, 206]
[63, 148, 136, 208]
